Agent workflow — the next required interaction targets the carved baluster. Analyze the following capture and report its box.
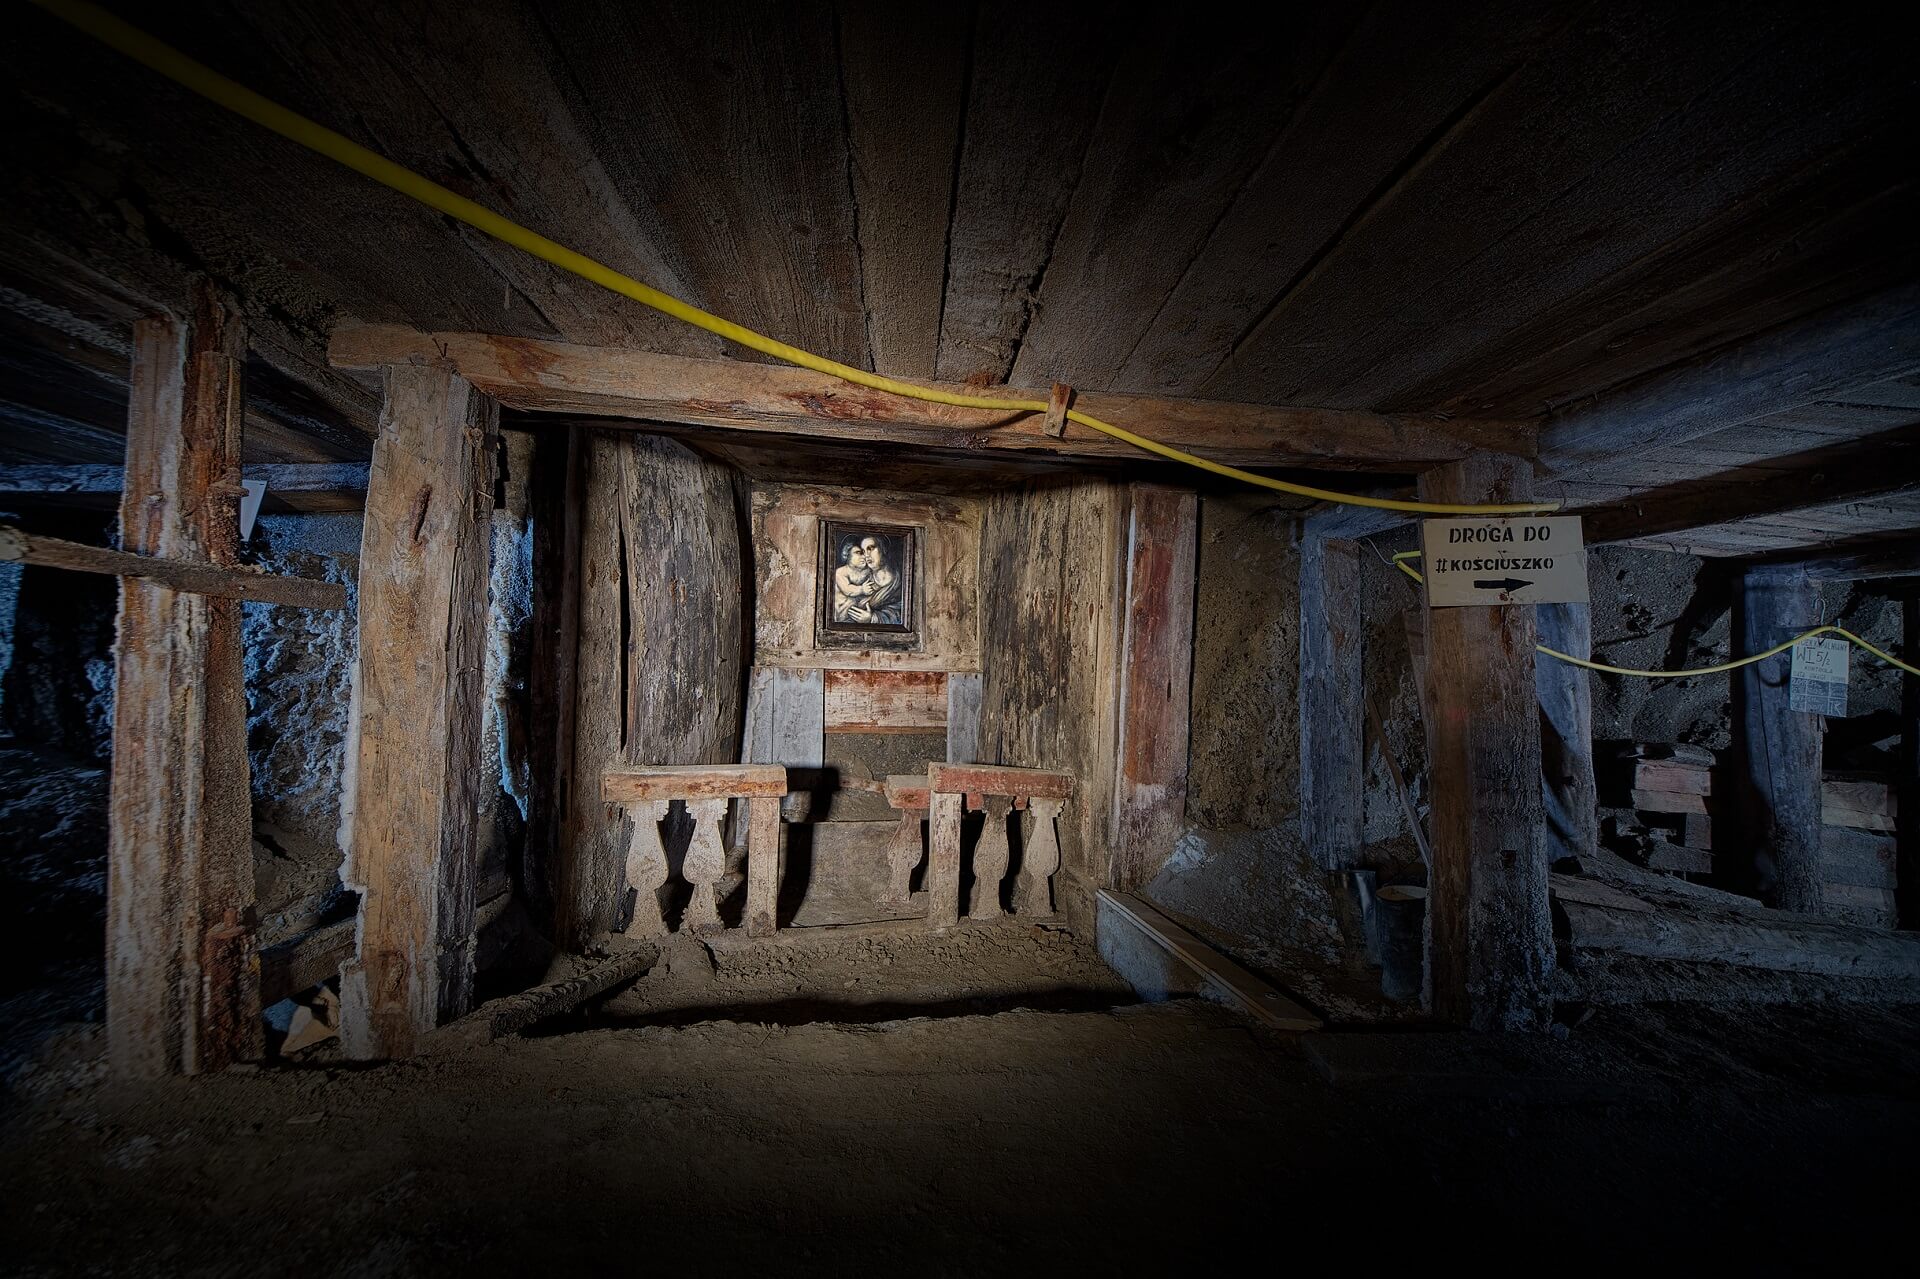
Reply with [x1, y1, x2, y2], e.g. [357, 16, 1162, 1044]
[927, 792, 964, 929]
[624, 799, 671, 937]
[1014, 796, 1064, 915]
[744, 795, 780, 938]
[682, 797, 730, 935]
[970, 795, 1012, 919]
[883, 805, 925, 905]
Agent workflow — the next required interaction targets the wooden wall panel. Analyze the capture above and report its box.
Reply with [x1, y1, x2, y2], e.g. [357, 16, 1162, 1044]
[824, 669, 947, 733]
[1111, 486, 1198, 889]
[976, 477, 1129, 926]
[750, 484, 981, 673]
[555, 431, 745, 948]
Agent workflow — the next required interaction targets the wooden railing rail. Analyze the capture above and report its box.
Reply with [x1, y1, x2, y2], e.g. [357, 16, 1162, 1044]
[602, 765, 787, 938]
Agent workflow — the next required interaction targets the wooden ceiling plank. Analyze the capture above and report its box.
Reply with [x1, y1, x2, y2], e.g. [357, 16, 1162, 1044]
[332, 323, 1533, 472]
[1329, 15, 1920, 411]
[932, 2, 1123, 385]
[835, 0, 970, 381]
[232, 0, 718, 358]
[1433, 158, 1920, 418]
[1540, 278, 1920, 477]
[1202, 4, 1767, 407]
[538, 0, 868, 369]
[1006, 7, 1357, 391]
[1113, 0, 1571, 399]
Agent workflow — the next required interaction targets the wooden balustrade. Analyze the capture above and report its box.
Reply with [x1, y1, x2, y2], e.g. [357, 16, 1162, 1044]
[925, 763, 1074, 929]
[880, 775, 931, 905]
[602, 765, 787, 938]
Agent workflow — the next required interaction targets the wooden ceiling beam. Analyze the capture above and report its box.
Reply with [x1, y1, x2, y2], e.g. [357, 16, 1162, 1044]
[1540, 278, 1920, 477]
[1577, 424, 1920, 545]
[330, 324, 1533, 473]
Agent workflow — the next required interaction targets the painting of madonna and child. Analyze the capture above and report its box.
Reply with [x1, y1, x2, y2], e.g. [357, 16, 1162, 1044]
[820, 520, 916, 636]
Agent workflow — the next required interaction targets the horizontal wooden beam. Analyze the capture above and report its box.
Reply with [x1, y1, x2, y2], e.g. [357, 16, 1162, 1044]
[1541, 279, 1920, 477]
[0, 525, 346, 609]
[0, 461, 371, 497]
[602, 763, 788, 802]
[329, 324, 1533, 472]
[928, 761, 1073, 799]
[1781, 536, 1920, 581]
[1579, 426, 1920, 545]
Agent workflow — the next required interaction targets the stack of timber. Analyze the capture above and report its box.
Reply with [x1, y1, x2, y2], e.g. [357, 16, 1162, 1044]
[1599, 743, 1716, 877]
[1821, 773, 1899, 928]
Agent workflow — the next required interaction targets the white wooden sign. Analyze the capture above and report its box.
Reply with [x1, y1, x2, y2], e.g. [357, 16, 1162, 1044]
[1789, 635, 1849, 716]
[1419, 516, 1589, 607]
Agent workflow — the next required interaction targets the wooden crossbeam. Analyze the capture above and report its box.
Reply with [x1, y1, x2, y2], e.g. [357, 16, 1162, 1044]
[1579, 425, 1920, 545]
[329, 323, 1532, 472]
[0, 461, 371, 497]
[0, 525, 346, 609]
[1541, 279, 1920, 477]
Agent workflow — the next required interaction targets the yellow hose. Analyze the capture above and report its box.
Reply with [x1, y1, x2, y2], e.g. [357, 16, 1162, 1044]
[1389, 553, 1919, 678]
[30, 0, 1557, 518]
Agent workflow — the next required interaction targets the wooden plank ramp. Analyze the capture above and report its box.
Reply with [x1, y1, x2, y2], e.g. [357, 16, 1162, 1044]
[1096, 890, 1321, 1032]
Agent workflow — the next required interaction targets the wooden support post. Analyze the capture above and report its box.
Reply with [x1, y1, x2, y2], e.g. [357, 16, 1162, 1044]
[339, 362, 498, 1059]
[970, 796, 1013, 920]
[745, 795, 781, 938]
[1535, 603, 1597, 867]
[1016, 797, 1065, 916]
[1112, 485, 1198, 888]
[1299, 527, 1364, 871]
[1416, 455, 1552, 1032]
[682, 798, 729, 935]
[1737, 563, 1824, 912]
[106, 282, 259, 1078]
[927, 791, 964, 929]
[623, 799, 671, 939]
[1899, 592, 1920, 930]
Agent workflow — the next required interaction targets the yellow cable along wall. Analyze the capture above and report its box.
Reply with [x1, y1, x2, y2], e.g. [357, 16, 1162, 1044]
[30, 0, 1555, 518]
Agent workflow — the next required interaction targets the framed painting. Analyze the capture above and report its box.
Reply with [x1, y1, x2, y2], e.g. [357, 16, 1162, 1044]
[819, 520, 917, 638]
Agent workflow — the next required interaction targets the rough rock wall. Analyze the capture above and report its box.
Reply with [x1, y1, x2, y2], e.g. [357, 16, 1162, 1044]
[0, 512, 117, 761]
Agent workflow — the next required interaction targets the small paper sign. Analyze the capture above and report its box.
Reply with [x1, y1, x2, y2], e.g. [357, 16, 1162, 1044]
[1789, 636, 1848, 716]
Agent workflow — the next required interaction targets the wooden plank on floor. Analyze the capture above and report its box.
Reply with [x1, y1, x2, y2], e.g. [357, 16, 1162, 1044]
[1097, 890, 1321, 1032]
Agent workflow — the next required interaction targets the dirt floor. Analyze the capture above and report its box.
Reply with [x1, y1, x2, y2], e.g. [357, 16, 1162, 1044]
[3, 923, 1918, 1273]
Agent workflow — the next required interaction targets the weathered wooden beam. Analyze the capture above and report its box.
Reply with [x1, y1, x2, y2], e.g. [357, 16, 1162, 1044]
[1097, 890, 1323, 1031]
[1782, 536, 1920, 582]
[106, 282, 259, 1078]
[0, 525, 345, 609]
[1578, 426, 1920, 545]
[425, 945, 659, 1053]
[927, 762, 1074, 799]
[1552, 874, 1920, 980]
[1416, 455, 1553, 1032]
[1541, 279, 1920, 477]
[1111, 485, 1198, 888]
[0, 461, 371, 497]
[339, 363, 498, 1059]
[1535, 604, 1597, 867]
[329, 323, 1533, 472]
[1299, 517, 1365, 872]
[1736, 563, 1824, 912]
[602, 764, 786, 803]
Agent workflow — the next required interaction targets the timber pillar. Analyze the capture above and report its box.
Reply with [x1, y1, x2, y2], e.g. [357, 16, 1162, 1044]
[107, 280, 260, 1078]
[339, 362, 499, 1059]
[1415, 455, 1553, 1032]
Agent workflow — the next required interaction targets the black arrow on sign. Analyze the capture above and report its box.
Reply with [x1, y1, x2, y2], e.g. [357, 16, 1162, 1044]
[1474, 577, 1533, 592]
